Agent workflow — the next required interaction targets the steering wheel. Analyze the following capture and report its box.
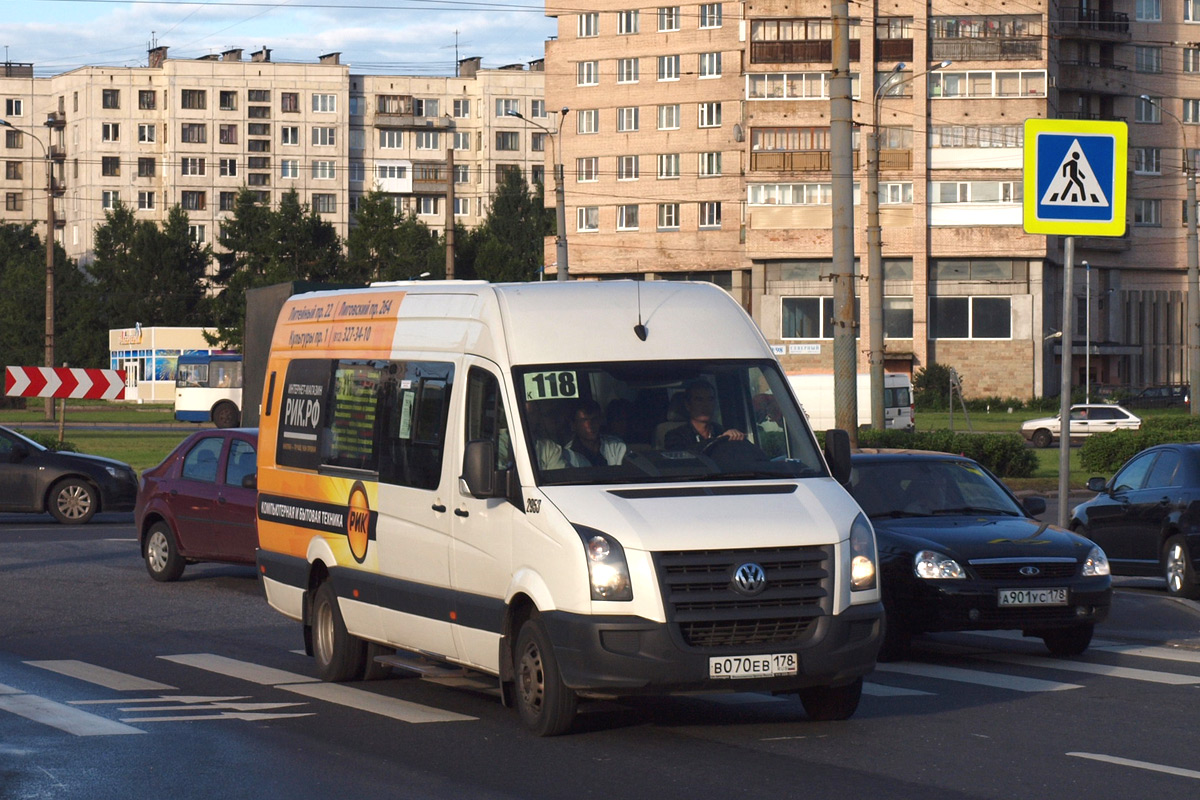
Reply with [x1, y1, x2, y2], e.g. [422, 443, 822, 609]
[700, 435, 768, 467]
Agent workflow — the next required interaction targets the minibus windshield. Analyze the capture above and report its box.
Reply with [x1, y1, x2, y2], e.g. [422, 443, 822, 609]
[513, 360, 827, 486]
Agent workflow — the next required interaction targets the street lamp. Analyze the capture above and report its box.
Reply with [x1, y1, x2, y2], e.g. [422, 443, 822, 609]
[0, 118, 57, 420]
[866, 61, 951, 429]
[506, 107, 571, 281]
[1141, 95, 1199, 413]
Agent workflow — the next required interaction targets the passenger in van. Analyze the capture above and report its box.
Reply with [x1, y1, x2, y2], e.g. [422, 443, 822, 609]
[523, 400, 567, 470]
[565, 399, 627, 467]
[663, 380, 746, 452]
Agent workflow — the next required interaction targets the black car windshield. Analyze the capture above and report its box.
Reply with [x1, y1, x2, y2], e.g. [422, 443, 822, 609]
[848, 459, 1025, 518]
[513, 360, 826, 486]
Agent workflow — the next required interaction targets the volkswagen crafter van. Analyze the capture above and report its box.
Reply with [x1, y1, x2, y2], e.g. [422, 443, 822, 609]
[255, 280, 881, 735]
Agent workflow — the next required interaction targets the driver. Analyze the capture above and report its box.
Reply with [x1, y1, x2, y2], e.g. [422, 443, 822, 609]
[663, 380, 746, 452]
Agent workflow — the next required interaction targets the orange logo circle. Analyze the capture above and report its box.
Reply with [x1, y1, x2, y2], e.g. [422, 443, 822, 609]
[346, 481, 371, 563]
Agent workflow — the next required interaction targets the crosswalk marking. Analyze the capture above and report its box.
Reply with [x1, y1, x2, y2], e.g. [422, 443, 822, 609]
[1095, 643, 1200, 666]
[976, 653, 1200, 685]
[25, 660, 176, 692]
[0, 683, 22, 695]
[874, 662, 1082, 692]
[1068, 752, 1200, 781]
[159, 654, 319, 686]
[0, 693, 143, 736]
[863, 682, 935, 697]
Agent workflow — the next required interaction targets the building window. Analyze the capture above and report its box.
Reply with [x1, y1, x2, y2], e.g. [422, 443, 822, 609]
[929, 70, 1046, 98]
[1136, 46, 1163, 74]
[137, 157, 155, 177]
[619, 10, 640, 34]
[531, 132, 545, 152]
[312, 160, 336, 179]
[578, 12, 599, 37]
[577, 157, 599, 182]
[454, 197, 469, 216]
[577, 206, 599, 231]
[577, 109, 599, 134]
[1188, 0, 1199, 20]
[1186, 99, 1200, 124]
[930, 296, 1012, 339]
[417, 196, 439, 216]
[312, 94, 337, 113]
[379, 129, 403, 148]
[577, 60, 600, 86]
[1134, 198, 1161, 226]
[219, 124, 238, 145]
[698, 101, 722, 127]
[248, 106, 271, 120]
[101, 156, 120, 177]
[281, 92, 299, 112]
[617, 155, 640, 180]
[1134, 147, 1162, 174]
[931, 181, 1021, 203]
[219, 158, 238, 177]
[1136, 0, 1161, 22]
[377, 164, 407, 180]
[5, 129, 21, 148]
[1187, 48, 1200, 73]
[617, 204, 639, 230]
[658, 6, 680, 32]
[657, 55, 681, 81]
[532, 165, 545, 184]
[248, 156, 270, 170]
[454, 164, 470, 183]
[617, 106, 639, 132]
[219, 192, 237, 211]
[657, 202, 680, 230]
[219, 91, 238, 111]
[181, 90, 206, 110]
[783, 297, 839, 339]
[416, 130, 440, 149]
[181, 157, 205, 176]
[102, 122, 120, 142]
[4, 98, 22, 117]
[248, 139, 270, 153]
[138, 90, 156, 110]
[699, 151, 722, 177]
[181, 123, 207, 144]
[699, 202, 721, 229]
[699, 52, 722, 79]
[453, 99, 470, 118]
[5, 161, 22, 180]
[880, 182, 914, 204]
[312, 127, 336, 146]
[657, 104, 680, 130]
[531, 100, 546, 118]
[495, 98, 521, 118]
[747, 72, 862, 100]
[102, 190, 120, 209]
[656, 153, 680, 179]
[699, 3, 723, 28]
[930, 124, 1023, 147]
[248, 89, 269, 103]
[454, 131, 472, 150]
[6, 192, 22, 211]
[312, 193, 336, 214]
[281, 159, 299, 179]
[496, 131, 520, 151]
[188, 225, 205, 243]
[181, 191, 206, 211]
[884, 297, 914, 338]
[248, 123, 270, 137]
[102, 89, 120, 109]
[617, 58, 640, 84]
[1136, 96, 1161, 123]
[748, 183, 834, 205]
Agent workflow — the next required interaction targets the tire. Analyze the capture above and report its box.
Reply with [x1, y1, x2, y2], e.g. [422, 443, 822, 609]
[361, 642, 395, 681]
[311, 582, 367, 682]
[48, 478, 98, 524]
[798, 677, 863, 721]
[1031, 429, 1053, 449]
[1039, 624, 1094, 656]
[513, 615, 577, 736]
[144, 521, 185, 582]
[876, 605, 911, 663]
[212, 402, 240, 429]
[1163, 534, 1200, 599]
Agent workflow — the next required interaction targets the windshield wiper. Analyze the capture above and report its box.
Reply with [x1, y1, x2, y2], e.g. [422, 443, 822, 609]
[869, 510, 930, 519]
[930, 506, 1020, 517]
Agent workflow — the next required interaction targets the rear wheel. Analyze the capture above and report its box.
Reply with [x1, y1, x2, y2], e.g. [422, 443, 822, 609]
[48, 478, 98, 524]
[144, 521, 185, 582]
[1031, 429, 1053, 449]
[311, 582, 367, 682]
[798, 678, 863, 721]
[1163, 535, 1200, 599]
[212, 402, 240, 429]
[1039, 624, 1094, 656]
[514, 615, 577, 736]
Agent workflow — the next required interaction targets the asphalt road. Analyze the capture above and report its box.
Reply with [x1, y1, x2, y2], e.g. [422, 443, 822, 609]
[2, 512, 1199, 800]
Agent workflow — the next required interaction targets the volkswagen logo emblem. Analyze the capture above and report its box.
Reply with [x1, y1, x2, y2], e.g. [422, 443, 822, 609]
[1019, 565, 1041, 577]
[732, 562, 767, 595]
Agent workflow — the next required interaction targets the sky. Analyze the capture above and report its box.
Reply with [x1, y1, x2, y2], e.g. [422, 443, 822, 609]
[4, 0, 558, 77]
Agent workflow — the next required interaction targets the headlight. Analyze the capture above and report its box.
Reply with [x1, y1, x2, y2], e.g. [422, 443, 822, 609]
[849, 513, 877, 591]
[575, 526, 633, 601]
[914, 549, 966, 580]
[105, 465, 123, 479]
[1083, 545, 1111, 577]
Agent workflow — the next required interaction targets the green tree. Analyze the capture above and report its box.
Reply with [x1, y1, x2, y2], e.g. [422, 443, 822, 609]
[913, 363, 955, 410]
[345, 189, 444, 282]
[472, 170, 555, 282]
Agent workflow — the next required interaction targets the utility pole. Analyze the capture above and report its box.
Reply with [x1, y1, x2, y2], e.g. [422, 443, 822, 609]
[830, 2, 858, 441]
[1186, 147, 1199, 414]
[445, 146, 456, 279]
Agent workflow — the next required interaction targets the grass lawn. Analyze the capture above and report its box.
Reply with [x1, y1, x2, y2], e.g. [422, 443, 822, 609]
[0, 401, 175, 424]
[6, 427, 191, 474]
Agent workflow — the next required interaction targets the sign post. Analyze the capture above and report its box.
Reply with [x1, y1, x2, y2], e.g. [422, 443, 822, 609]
[1023, 119, 1127, 527]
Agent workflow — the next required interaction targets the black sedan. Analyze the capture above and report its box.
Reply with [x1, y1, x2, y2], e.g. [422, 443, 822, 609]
[0, 425, 138, 523]
[847, 451, 1112, 661]
[1070, 443, 1200, 599]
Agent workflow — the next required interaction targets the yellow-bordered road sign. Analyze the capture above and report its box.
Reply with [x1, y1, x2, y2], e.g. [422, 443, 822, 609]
[1023, 118, 1127, 236]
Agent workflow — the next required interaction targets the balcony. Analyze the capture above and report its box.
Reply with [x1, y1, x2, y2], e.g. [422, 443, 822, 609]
[751, 150, 861, 172]
[875, 38, 913, 62]
[49, 144, 67, 160]
[879, 149, 912, 170]
[751, 39, 860, 64]
[931, 37, 1041, 62]
[1075, 233, 1131, 252]
[373, 114, 453, 130]
[412, 162, 447, 193]
[1056, 8, 1131, 42]
[46, 111, 66, 130]
[1057, 61, 1131, 95]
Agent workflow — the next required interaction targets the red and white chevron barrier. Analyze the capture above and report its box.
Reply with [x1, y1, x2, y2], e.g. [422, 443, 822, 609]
[5, 366, 126, 400]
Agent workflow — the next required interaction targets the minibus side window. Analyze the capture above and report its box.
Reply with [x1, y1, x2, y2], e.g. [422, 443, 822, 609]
[379, 363, 454, 491]
[466, 368, 510, 470]
[326, 362, 384, 473]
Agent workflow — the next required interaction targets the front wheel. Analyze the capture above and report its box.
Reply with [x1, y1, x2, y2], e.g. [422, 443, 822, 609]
[1039, 624, 1094, 656]
[798, 677, 863, 721]
[49, 478, 98, 524]
[1163, 535, 1200, 599]
[1031, 429, 1053, 449]
[311, 582, 367, 682]
[514, 615, 577, 736]
[144, 521, 185, 582]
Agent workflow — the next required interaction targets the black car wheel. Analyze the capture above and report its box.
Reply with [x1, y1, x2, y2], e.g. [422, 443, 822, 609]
[1031, 429, 1053, 449]
[1163, 535, 1200, 600]
[798, 678, 863, 721]
[48, 478, 98, 524]
[1038, 624, 1094, 656]
[144, 521, 185, 582]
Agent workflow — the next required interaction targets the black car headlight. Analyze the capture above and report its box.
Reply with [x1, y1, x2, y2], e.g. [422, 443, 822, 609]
[574, 525, 633, 601]
[914, 549, 966, 580]
[1083, 545, 1110, 577]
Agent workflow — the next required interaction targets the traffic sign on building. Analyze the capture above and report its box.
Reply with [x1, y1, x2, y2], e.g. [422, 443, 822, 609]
[1023, 119, 1128, 236]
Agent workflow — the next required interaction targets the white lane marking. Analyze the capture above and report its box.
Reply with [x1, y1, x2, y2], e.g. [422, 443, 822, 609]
[24, 660, 176, 691]
[862, 682, 935, 697]
[118, 701, 306, 712]
[1095, 644, 1200, 666]
[0, 683, 22, 695]
[1068, 752, 1200, 780]
[121, 711, 316, 723]
[73, 696, 249, 706]
[159, 654, 319, 686]
[978, 654, 1200, 685]
[281, 682, 476, 724]
[958, 630, 1122, 648]
[0, 693, 144, 736]
[874, 662, 1081, 692]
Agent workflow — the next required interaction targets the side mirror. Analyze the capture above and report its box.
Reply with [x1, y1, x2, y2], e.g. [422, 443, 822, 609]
[463, 439, 498, 499]
[1086, 476, 1108, 493]
[824, 429, 852, 487]
[242, 473, 257, 490]
[1022, 496, 1047, 516]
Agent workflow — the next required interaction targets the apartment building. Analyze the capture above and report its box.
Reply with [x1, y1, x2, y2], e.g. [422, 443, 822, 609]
[545, 1, 1200, 399]
[0, 50, 545, 266]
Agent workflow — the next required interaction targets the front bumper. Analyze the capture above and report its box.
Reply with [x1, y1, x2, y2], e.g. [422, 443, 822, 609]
[892, 577, 1111, 633]
[99, 474, 139, 513]
[542, 600, 882, 694]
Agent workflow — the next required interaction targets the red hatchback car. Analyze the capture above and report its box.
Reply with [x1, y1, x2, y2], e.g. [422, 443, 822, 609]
[134, 428, 258, 581]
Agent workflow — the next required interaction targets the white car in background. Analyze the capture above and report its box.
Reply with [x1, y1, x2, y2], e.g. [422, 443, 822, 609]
[1021, 404, 1141, 448]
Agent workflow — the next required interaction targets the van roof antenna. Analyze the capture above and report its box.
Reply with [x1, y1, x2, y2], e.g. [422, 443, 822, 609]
[633, 280, 648, 341]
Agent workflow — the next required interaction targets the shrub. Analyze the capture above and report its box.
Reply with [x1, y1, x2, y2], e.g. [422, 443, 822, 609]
[854, 429, 1037, 478]
[913, 363, 953, 410]
[1079, 420, 1200, 475]
[23, 432, 79, 452]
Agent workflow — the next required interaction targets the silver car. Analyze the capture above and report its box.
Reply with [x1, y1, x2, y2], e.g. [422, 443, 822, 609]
[1021, 404, 1141, 448]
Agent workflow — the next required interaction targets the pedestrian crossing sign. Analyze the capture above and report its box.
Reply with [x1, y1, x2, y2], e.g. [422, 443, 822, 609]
[1023, 118, 1127, 236]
